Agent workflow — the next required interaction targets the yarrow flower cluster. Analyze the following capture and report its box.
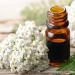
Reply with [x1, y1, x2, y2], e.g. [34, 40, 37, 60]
[0, 21, 49, 73]
[0, 34, 16, 69]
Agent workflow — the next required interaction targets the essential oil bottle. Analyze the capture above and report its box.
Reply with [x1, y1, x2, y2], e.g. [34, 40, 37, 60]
[45, 5, 70, 67]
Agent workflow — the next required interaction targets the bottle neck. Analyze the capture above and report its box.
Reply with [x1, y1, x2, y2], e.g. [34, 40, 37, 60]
[47, 5, 68, 27]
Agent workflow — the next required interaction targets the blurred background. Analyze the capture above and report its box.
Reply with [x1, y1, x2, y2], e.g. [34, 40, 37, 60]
[0, 0, 74, 41]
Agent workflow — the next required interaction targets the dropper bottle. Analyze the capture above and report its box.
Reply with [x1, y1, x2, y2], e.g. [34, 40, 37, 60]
[46, 5, 70, 67]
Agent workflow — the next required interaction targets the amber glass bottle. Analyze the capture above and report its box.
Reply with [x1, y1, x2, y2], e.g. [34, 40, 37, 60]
[45, 5, 70, 67]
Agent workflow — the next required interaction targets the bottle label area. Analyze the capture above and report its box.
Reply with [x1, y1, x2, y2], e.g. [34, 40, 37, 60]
[46, 39, 70, 62]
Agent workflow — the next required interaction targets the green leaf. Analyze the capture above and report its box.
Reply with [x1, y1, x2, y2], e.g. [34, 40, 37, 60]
[58, 55, 75, 71]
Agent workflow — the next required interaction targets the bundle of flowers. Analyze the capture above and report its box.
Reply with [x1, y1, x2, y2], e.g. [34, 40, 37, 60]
[0, 21, 49, 73]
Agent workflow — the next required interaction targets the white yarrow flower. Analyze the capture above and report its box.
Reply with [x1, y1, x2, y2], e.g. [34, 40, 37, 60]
[0, 21, 48, 73]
